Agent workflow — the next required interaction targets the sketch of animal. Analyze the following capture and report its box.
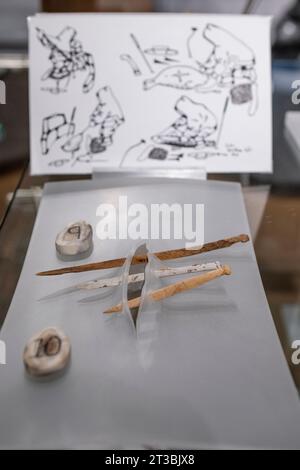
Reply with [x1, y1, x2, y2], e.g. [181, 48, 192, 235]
[143, 65, 209, 91]
[153, 95, 217, 148]
[36, 26, 95, 94]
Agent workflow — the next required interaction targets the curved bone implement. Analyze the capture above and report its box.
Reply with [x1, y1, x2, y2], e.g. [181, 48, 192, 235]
[120, 54, 141, 76]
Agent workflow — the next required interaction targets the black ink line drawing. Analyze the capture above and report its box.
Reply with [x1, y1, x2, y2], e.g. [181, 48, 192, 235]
[116, 22, 259, 168]
[121, 94, 229, 166]
[41, 107, 76, 155]
[143, 65, 209, 91]
[61, 131, 85, 158]
[188, 150, 227, 160]
[230, 81, 258, 116]
[41, 86, 124, 167]
[153, 59, 169, 66]
[68, 106, 77, 133]
[230, 83, 252, 105]
[62, 86, 125, 163]
[143, 45, 179, 66]
[120, 54, 141, 76]
[120, 139, 146, 167]
[165, 57, 179, 63]
[147, 147, 183, 161]
[196, 23, 255, 77]
[153, 58, 179, 65]
[135, 144, 183, 163]
[137, 144, 155, 161]
[169, 152, 184, 161]
[48, 158, 70, 167]
[187, 27, 198, 58]
[36, 26, 95, 94]
[190, 23, 258, 114]
[130, 33, 154, 74]
[148, 147, 168, 160]
[145, 45, 178, 57]
[215, 96, 229, 147]
[131, 23, 258, 115]
[152, 96, 218, 148]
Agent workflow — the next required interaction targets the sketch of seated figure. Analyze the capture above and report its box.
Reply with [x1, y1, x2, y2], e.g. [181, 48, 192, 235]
[62, 86, 125, 160]
[152, 96, 217, 148]
[188, 23, 258, 114]
[36, 26, 95, 94]
[140, 23, 258, 115]
[191, 24, 255, 82]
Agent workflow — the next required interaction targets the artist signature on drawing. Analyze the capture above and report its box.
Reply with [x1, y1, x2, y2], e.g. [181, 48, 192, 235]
[225, 143, 252, 157]
[187, 144, 252, 160]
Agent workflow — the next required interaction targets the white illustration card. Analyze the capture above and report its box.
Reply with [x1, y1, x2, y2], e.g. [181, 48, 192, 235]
[28, 13, 272, 175]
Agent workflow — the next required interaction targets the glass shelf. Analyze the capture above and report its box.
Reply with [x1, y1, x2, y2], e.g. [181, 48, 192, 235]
[1, 168, 300, 393]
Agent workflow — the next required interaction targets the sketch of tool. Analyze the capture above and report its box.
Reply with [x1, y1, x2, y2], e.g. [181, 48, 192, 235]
[153, 59, 168, 65]
[187, 27, 198, 58]
[130, 33, 154, 74]
[120, 139, 146, 167]
[41, 107, 76, 155]
[36, 26, 95, 94]
[152, 96, 218, 148]
[215, 96, 229, 147]
[144, 45, 178, 58]
[153, 59, 178, 66]
[61, 131, 85, 158]
[68, 106, 77, 136]
[143, 65, 209, 91]
[120, 54, 141, 76]
[144, 45, 179, 64]
[137, 144, 156, 162]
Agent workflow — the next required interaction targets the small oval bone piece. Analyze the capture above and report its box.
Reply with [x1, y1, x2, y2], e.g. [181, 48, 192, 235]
[55, 220, 93, 259]
[23, 327, 71, 378]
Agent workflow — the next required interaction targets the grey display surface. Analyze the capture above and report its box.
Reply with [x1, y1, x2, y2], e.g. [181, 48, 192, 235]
[0, 179, 300, 449]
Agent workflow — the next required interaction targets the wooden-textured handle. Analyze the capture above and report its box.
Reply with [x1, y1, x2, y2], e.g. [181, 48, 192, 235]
[104, 264, 231, 314]
[37, 234, 248, 276]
